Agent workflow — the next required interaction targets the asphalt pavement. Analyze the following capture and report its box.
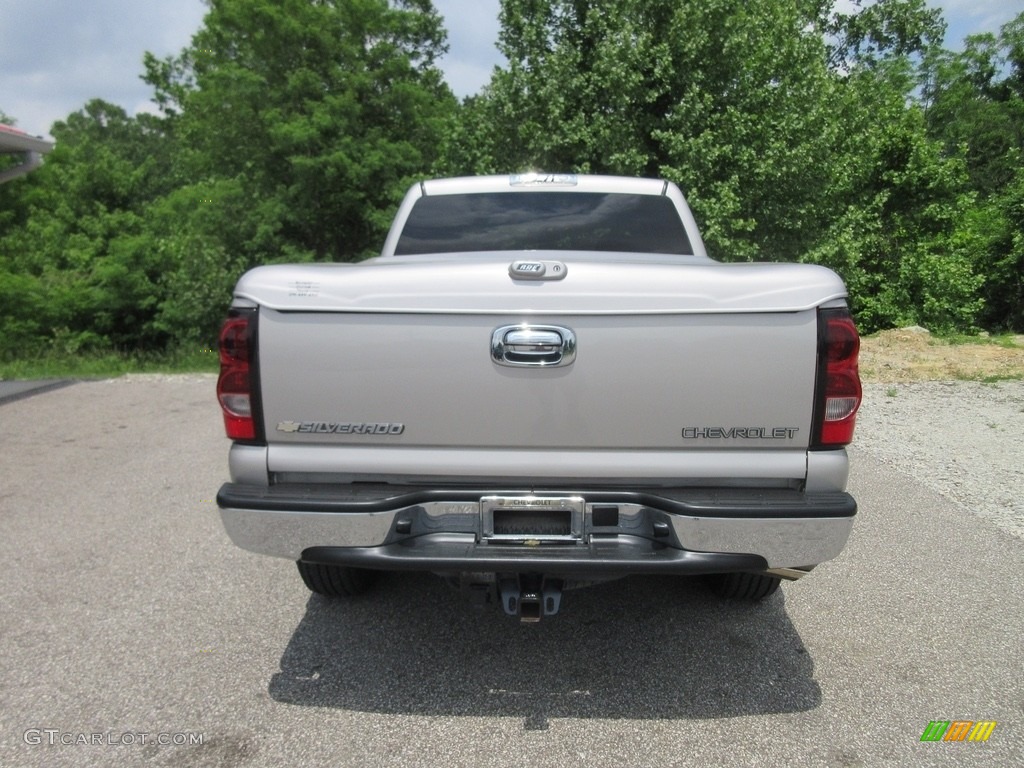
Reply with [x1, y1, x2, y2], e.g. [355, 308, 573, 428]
[0, 375, 1020, 767]
[0, 378, 75, 406]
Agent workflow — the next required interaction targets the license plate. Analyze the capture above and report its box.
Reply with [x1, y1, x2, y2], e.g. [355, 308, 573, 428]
[480, 496, 584, 543]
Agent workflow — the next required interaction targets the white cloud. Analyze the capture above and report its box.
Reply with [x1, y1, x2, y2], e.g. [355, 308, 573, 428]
[432, 0, 505, 98]
[931, 0, 1022, 49]
[0, 0, 206, 136]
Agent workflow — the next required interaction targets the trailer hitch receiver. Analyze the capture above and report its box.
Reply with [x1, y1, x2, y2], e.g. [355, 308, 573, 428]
[499, 575, 563, 622]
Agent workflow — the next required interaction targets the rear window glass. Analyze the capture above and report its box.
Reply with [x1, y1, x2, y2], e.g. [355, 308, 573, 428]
[394, 192, 692, 255]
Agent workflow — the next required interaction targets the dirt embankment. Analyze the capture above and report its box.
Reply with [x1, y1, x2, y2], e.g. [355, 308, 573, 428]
[859, 327, 1024, 383]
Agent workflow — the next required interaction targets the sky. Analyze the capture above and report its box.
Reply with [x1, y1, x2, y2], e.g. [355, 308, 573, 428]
[1, 0, 1022, 140]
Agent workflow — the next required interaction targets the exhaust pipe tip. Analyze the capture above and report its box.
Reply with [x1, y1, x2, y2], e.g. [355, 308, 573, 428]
[764, 566, 814, 581]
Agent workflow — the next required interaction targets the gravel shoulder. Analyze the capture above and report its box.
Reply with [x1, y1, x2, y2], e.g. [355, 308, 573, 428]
[859, 328, 1024, 383]
[854, 380, 1024, 540]
[855, 329, 1024, 541]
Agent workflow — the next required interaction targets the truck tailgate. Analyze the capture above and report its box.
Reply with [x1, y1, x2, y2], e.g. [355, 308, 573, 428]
[257, 308, 817, 480]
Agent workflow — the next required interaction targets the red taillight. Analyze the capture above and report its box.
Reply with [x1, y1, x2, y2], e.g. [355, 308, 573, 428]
[217, 313, 257, 440]
[814, 309, 862, 448]
[219, 316, 250, 366]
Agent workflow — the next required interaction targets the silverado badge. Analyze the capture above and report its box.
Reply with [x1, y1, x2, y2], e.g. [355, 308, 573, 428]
[277, 421, 405, 435]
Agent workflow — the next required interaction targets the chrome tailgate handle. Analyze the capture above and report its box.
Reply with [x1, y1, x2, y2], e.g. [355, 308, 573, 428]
[491, 325, 577, 367]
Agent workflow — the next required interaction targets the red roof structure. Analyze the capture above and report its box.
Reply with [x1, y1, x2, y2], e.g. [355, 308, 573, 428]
[0, 124, 54, 184]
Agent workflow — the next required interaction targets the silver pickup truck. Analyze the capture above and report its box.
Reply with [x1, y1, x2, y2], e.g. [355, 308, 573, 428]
[215, 174, 861, 621]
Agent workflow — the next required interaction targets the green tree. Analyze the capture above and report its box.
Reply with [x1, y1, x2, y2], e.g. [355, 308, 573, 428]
[823, 0, 945, 70]
[0, 100, 177, 355]
[803, 63, 982, 333]
[1, 1, 458, 356]
[921, 24, 1024, 195]
[144, 0, 456, 265]
[960, 164, 1024, 331]
[917, 12, 1024, 329]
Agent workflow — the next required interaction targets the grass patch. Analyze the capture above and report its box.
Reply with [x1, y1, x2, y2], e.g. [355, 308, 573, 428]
[0, 347, 219, 380]
[978, 372, 1024, 384]
[934, 333, 1021, 349]
[946, 367, 1024, 384]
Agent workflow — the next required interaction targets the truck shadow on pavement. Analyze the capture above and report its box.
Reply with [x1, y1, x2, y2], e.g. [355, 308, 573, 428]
[268, 572, 820, 726]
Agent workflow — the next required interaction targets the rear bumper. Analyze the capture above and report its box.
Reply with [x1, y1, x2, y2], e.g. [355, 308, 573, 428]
[216, 483, 856, 574]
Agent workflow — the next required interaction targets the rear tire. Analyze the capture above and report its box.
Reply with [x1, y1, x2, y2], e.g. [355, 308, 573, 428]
[706, 572, 781, 601]
[297, 561, 377, 597]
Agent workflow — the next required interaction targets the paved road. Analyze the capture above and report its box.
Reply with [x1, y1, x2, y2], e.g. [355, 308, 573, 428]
[0, 376, 1020, 767]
